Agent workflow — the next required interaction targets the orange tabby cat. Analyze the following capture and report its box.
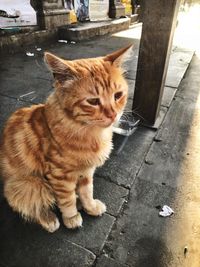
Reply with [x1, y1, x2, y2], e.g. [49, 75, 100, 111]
[0, 45, 132, 232]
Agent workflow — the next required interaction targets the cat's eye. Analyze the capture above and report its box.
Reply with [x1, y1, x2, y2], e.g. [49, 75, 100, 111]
[114, 91, 123, 101]
[87, 98, 101, 106]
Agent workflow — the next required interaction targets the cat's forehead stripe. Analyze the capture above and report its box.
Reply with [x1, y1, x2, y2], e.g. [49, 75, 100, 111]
[94, 85, 99, 95]
[88, 61, 121, 95]
[93, 77, 106, 93]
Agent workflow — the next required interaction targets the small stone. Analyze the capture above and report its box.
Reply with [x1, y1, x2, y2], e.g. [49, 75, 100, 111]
[159, 205, 174, 217]
[26, 52, 34, 57]
[145, 159, 154, 165]
[184, 246, 188, 257]
[153, 137, 162, 142]
[58, 40, 68, 43]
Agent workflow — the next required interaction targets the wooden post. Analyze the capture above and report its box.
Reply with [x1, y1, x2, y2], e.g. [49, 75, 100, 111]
[132, 0, 180, 125]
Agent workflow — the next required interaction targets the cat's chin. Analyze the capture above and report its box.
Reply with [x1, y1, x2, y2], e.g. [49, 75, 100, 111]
[96, 121, 113, 128]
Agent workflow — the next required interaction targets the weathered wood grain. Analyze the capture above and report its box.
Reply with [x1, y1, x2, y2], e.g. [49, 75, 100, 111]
[132, 0, 181, 125]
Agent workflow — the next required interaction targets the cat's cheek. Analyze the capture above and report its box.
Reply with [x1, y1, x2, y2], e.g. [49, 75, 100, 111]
[101, 120, 113, 128]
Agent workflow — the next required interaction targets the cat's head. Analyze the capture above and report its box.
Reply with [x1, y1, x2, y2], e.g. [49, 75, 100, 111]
[44, 45, 133, 128]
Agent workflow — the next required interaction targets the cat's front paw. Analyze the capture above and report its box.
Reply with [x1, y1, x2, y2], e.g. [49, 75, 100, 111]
[84, 199, 106, 216]
[39, 212, 60, 233]
[46, 217, 60, 233]
[63, 212, 83, 229]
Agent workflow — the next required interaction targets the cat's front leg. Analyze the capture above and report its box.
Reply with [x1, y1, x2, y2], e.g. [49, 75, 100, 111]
[49, 175, 82, 229]
[77, 169, 106, 216]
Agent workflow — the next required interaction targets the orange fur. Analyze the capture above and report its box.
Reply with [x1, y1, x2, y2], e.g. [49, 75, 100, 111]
[0, 45, 132, 232]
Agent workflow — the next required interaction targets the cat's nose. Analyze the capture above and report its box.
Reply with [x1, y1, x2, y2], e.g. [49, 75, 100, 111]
[105, 110, 117, 121]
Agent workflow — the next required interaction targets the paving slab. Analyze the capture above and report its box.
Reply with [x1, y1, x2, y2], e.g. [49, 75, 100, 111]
[0, 200, 95, 267]
[176, 54, 200, 101]
[96, 127, 155, 188]
[0, 95, 30, 132]
[0, 51, 50, 80]
[0, 53, 53, 103]
[104, 177, 200, 267]
[2, 26, 186, 112]
[56, 212, 115, 255]
[0, 32, 140, 104]
[130, 177, 177, 209]
[96, 254, 128, 267]
[94, 176, 129, 217]
[0, 197, 114, 258]
[104, 201, 174, 267]
[105, 170, 200, 266]
[143, 97, 200, 188]
[161, 86, 177, 108]
[0, 78, 53, 104]
[165, 48, 194, 88]
[104, 55, 200, 267]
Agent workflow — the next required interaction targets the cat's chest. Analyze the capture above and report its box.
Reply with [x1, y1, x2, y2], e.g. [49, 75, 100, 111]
[46, 128, 113, 169]
[84, 138, 113, 167]
[67, 135, 112, 167]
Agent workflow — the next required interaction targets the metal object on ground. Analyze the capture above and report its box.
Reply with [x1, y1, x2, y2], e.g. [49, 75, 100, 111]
[113, 112, 140, 153]
[113, 112, 140, 136]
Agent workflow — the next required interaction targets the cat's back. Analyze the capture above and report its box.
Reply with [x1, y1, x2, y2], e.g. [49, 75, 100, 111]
[1, 104, 46, 177]
[2, 104, 45, 139]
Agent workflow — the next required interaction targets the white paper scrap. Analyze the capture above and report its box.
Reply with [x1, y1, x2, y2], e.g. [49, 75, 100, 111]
[58, 40, 68, 43]
[26, 52, 34, 57]
[36, 48, 42, 51]
[159, 205, 174, 217]
[71, 41, 76, 44]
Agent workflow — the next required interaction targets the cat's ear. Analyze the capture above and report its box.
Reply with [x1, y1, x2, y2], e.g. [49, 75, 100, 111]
[103, 45, 133, 67]
[44, 52, 78, 83]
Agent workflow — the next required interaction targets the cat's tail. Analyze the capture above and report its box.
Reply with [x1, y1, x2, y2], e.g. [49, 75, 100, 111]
[4, 175, 59, 232]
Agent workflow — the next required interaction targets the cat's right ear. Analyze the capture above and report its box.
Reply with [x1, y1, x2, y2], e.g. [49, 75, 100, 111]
[103, 45, 133, 68]
[44, 52, 78, 83]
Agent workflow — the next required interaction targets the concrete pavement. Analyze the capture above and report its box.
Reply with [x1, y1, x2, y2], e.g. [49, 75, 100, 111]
[0, 24, 199, 267]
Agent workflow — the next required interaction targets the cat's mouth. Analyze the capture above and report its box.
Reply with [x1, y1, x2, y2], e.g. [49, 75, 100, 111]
[82, 117, 117, 128]
[94, 118, 115, 128]
[82, 118, 113, 128]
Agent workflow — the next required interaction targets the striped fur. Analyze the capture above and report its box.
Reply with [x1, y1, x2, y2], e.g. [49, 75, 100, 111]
[0, 45, 132, 232]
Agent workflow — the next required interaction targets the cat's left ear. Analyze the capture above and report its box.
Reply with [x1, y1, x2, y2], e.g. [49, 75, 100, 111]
[44, 52, 78, 83]
[103, 44, 133, 67]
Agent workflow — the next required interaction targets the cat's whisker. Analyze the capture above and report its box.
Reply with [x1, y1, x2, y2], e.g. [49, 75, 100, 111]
[121, 114, 129, 120]
[122, 108, 145, 121]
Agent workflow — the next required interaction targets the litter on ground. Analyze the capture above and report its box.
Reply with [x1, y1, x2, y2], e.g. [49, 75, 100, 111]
[159, 205, 174, 217]
[26, 52, 34, 57]
[58, 40, 68, 43]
